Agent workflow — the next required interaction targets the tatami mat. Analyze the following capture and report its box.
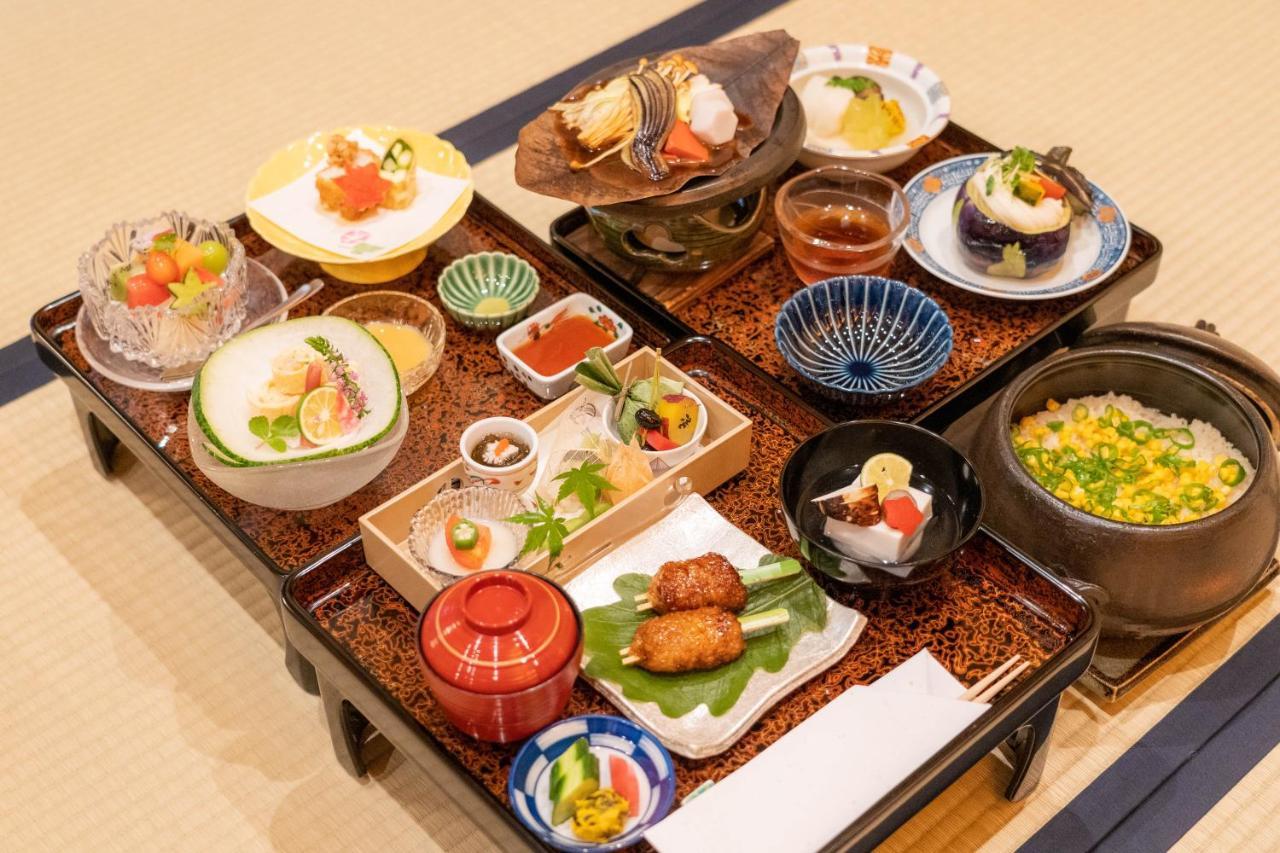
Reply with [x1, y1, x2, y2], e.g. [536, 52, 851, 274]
[4, 0, 1280, 851]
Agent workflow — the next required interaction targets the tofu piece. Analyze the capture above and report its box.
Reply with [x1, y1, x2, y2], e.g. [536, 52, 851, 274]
[798, 74, 854, 138]
[823, 486, 934, 564]
[690, 86, 738, 146]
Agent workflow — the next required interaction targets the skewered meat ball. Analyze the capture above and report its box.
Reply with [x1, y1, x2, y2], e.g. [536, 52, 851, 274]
[627, 607, 745, 673]
[646, 553, 748, 614]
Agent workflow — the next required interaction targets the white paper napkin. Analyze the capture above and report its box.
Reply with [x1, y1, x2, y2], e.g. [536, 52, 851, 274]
[248, 130, 470, 260]
[645, 650, 987, 853]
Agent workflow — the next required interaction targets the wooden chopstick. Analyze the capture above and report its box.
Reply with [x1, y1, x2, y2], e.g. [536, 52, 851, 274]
[972, 660, 1032, 704]
[960, 655, 1022, 702]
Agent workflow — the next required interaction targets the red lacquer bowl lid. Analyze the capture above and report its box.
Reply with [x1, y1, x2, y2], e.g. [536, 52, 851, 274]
[419, 571, 580, 695]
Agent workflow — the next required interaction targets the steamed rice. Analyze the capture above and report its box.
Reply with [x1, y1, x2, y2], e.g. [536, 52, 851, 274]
[1011, 393, 1255, 524]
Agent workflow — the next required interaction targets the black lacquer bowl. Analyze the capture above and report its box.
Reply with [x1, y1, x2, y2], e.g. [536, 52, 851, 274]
[779, 420, 984, 586]
[969, 343, 1280, 637]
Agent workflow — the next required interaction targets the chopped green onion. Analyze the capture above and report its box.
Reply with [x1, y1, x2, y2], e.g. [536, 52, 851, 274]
[1072, 403, 1089, 422]
[1219, 458, 1246, 486]
[1048, 420, 1064, 432]
[1179, 483, 1217, 512]
[1095, 442, 1118, 462]
[1168, 427, 1195, 448]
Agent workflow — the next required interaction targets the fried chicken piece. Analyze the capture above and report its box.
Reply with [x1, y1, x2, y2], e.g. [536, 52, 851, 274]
[647, 552, 747, 614]
[628, 607, 744, 673]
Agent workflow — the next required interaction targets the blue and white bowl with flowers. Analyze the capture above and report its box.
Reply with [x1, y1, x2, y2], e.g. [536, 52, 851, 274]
[775, 276, 952, 403]
[508, 714, 676, 852]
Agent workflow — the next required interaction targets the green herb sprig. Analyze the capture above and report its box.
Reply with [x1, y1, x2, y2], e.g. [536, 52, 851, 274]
[827, 75, 880, 96]
[248, 415, 299, 453]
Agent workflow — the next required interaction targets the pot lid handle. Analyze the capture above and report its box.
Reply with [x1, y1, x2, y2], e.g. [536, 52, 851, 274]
[1076, 321, 1280, 448]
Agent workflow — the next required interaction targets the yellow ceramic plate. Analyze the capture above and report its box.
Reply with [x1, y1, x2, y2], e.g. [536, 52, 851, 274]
[245, 126, 474, 266]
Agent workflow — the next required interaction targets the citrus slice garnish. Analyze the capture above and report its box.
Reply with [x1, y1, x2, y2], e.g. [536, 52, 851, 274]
[860, 452, 913, 501]
[297, 386, 346, 445]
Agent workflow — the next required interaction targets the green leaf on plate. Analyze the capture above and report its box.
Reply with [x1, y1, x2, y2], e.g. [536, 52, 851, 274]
[248, 416, 269, 439]
[581, 554, 828, 718]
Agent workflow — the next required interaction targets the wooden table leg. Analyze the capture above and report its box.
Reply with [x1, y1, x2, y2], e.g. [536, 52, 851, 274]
[1002, 696, 1060, 801]
[319, 675, 371, 778]
[74, 397, 121, 477]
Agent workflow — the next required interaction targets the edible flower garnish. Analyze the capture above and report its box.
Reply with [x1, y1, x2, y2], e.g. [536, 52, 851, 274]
[305, 335, 371, 419]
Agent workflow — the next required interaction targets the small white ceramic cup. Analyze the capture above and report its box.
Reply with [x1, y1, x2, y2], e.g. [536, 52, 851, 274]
[460, 417, 540, 491]
[601, 391, 708, 473]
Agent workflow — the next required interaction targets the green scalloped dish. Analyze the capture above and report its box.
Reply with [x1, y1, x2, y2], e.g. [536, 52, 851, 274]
[193, 316, 402, 467]
[437, 251, 540, 331]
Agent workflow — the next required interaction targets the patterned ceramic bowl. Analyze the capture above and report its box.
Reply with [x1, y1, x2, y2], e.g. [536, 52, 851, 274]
[437, 251, 540, 332]
[323, 290, 446, 395]
[790, 43, 950, 174]
[78, 211, 248, 369]
[508, 714, 677, 852]
[775, 276, 952, 404]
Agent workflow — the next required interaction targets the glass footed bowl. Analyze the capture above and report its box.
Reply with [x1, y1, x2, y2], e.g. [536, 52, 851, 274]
[323, 290, 446, 395]
[79, 211, 248, 369]
[186, 393, 409, 511]
[407, 486, 531, 584]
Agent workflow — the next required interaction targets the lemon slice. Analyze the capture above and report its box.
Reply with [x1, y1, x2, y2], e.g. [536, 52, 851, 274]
[297, 386, 346, 445]
[860, 452, 913, 501]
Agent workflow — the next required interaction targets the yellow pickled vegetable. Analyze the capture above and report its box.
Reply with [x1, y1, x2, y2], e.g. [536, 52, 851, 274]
[572, 788, 630, 843]
[839, 93, 906, 150]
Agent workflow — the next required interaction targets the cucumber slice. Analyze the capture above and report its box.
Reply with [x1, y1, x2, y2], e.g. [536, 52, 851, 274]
[548, 738, 599, 825]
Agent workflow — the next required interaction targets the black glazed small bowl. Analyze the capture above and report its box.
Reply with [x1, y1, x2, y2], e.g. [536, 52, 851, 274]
[779, 420, 985, 586]
[969, 345, 1280, 637]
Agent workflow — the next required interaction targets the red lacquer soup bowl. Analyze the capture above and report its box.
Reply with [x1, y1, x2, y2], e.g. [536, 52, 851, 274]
[416, 570, 583, 743]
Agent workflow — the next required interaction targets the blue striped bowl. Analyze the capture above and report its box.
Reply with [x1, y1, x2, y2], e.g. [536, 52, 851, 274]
[437, 251, 540, 331]
[508, 715, 676, 852]
[775, 276, 952, 403]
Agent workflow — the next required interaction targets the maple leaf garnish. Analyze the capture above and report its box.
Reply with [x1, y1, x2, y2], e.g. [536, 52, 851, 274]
[333, 163, 390, 211]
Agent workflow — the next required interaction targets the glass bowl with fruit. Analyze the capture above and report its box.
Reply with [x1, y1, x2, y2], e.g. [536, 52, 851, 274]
[78, 211, 248, 369]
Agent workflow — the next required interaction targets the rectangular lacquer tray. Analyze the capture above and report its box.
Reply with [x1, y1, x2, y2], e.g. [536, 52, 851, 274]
[359, 347, 753, 609]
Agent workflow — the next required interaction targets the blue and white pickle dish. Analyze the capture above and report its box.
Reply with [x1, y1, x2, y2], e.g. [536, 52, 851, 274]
[790, 43, 950, 173]
[775, 275, 953, 404]
[508, 714, 677, 852]
[497, 293, 633, 400]
[459, 416, 540, 491]
[902, 149, 1132, 301]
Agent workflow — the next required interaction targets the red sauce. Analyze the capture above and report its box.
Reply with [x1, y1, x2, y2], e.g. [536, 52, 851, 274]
[513, 314, 615, 376]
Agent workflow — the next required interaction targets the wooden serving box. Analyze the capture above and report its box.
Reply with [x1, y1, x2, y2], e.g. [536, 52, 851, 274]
[358, 346, 752, 609]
